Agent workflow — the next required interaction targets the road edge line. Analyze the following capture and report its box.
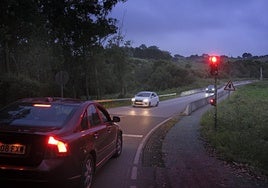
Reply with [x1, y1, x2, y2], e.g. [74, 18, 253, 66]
[133, 117, 172, 165]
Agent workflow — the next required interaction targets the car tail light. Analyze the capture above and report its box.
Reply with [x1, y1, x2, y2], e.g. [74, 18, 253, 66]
[33, 104, 51, 108]
[47, 136, 69, 157]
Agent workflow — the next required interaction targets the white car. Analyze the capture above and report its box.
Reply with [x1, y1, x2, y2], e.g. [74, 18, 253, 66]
[205, 85, 215, 93]
[205, 85, 215, 97]
[131, 91, 159, 107]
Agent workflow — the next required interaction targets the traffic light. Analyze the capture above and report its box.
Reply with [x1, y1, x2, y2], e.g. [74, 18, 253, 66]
[209, 56, 220, 75]
[209, 98, 216, 106]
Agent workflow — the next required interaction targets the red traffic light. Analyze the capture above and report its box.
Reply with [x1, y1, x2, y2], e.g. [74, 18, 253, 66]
[209, 56, 219, 64]
[209, 55, 220, 75]
[209, 98, 216, 106]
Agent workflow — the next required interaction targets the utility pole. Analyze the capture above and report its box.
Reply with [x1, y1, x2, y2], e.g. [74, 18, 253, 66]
[260, 66, 263, 81]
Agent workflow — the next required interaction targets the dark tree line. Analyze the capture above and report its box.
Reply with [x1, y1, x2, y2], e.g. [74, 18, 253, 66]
[0, 0, 126, 106]
[0, 0, 267, 108]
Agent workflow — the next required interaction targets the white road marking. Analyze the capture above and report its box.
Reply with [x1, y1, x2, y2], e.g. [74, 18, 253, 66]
[123, 134, 143, 138]
[133, 118, 172, 165]
[131, 166, 138, 180]
[129, 118, 172, 188]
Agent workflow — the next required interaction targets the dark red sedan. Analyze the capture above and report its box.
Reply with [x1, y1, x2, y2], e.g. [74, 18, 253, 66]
[0, 97, 123, 188]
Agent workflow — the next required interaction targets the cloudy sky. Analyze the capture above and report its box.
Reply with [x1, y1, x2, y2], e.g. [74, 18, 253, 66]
[110, 0, 268, 57]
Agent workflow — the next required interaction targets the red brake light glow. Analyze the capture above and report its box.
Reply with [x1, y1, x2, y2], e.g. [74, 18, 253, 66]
[33, 104, 51, 108]
[48, 136, 68, 153]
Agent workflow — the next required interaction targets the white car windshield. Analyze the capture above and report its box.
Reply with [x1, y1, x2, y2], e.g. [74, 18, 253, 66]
[136, 92, 151, 97]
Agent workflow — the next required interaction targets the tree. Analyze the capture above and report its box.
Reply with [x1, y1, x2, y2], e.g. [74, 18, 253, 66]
[0, 0, 127, 99]
[242, 52, 252, 58]
[0, 0, 41, 74]
[133, 45, 172, 60]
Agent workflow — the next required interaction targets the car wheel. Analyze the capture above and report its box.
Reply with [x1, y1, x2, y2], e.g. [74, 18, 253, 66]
[80, 155, 95, 188]
[113, 134, 122, 158]
[156, 101, 159, 107]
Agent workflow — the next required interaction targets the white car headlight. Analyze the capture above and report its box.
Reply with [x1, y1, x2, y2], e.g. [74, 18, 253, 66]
[131, 98, 135, 102]
[143, 98, 149, 103]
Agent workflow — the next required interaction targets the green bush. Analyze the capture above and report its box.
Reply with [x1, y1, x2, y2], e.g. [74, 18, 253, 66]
[201, 81, 268, 175]
[0, 74, 50, 107]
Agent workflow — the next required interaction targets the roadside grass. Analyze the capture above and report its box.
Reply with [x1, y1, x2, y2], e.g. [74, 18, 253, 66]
[200, 81, 268, 176]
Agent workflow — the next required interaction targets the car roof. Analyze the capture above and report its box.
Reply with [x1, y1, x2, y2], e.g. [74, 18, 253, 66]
[16, 97, 111, 113]
[17, 97, 90, 105]
[137, 91, 155, 94]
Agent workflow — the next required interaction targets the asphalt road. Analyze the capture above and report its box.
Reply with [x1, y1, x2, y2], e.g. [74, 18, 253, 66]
[92, 80, 255, 188]
[92, 91, 210, 188]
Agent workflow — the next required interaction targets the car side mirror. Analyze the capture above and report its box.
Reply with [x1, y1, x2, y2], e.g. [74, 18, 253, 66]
[112, 116, 120, 122]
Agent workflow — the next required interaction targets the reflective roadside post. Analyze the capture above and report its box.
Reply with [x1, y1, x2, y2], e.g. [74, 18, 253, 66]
[209, 55, 220, 130]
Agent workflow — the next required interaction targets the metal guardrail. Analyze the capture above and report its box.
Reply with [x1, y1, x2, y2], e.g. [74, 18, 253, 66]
[95, 98, 131, 103]
[158, 93, 177, 97]
[95, 93, 177, 103]
[96, 80, 254, 113]
[180, 89, 203, 96]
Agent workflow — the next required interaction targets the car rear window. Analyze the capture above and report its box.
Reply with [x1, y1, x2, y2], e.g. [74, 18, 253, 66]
[0, 102, 77, 127]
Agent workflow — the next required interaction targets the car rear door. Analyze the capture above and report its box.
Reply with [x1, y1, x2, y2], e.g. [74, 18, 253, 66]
[96, 105, 117, 156]
[86, 104, 110, 165]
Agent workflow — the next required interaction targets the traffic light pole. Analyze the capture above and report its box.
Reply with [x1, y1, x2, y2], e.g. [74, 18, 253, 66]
[214, 75, 218, 130]
[208, 55, 220, 130]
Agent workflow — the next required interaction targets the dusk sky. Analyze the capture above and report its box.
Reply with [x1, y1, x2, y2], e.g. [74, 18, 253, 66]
[110, 0, 268, 57]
